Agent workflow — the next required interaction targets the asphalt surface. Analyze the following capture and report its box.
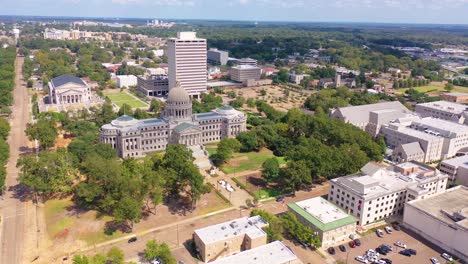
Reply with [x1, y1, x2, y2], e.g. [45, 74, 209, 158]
[0, 55, 30, 264]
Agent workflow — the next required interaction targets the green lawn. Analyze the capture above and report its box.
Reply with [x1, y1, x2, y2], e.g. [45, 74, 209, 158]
[220, 149, 286, 174]
[395, 86, 446, 94]
[104, 91, 148, 108]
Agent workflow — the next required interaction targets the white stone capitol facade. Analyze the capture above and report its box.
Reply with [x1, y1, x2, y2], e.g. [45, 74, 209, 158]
[99, 82, 247, 158]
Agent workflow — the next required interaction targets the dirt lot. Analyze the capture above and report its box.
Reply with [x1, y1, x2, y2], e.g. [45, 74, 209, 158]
[219, 85, 314, 112]
[331, 226, 459, 264]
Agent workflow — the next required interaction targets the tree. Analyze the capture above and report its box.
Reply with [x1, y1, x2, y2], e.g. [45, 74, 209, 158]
[280, 160, 311, 192]
[18, 150, 78, 201]
[211, 138, 241, 166]
[25, 117, 58, 149]
[0, 118, 10, 140]
[144, 240, 177, 264]
[250, 209, 284, 242]
[262, 157, 280, 182]
[118, 103, 133, 116]
[236, 131, 263, 152]
[107, 247, 125, 264]
[113, 196, 142, 230]
[72, 255, 89, 264]
[445, 82, 454, 91]
[149, 99, 161, 113]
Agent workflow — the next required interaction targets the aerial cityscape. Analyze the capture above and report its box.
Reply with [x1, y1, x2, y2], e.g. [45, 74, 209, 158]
[0, 1, 468, 264]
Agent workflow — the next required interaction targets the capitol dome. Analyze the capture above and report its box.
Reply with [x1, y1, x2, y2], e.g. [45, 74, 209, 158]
[110, 115, 139, 128]
[167, 82, 190, 104]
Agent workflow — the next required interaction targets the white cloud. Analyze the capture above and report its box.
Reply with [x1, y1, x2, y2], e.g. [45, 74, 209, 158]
[111, 0, 195, 6]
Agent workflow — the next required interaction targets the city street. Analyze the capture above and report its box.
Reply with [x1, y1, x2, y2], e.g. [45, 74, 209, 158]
[0, 55, 32, 264]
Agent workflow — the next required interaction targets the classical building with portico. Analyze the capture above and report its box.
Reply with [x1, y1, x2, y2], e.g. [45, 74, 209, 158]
[99, 81, 247, 158]
[41, 74, 103, 112]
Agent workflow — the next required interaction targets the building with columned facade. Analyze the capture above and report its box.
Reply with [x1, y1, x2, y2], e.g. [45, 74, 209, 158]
[99, 81, 247, 158]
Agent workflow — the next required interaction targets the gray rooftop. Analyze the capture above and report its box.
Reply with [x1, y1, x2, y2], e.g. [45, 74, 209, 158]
[194, 216, 268, 245]
[406, 186, 468, 230]
[208, 241, 299, 264]
[441, 155, 468, 168]
[416, 101, 468, 114]
[333, 101, 410, 125]
[51, 74, 86, 87]
[399, 142, 424, 156]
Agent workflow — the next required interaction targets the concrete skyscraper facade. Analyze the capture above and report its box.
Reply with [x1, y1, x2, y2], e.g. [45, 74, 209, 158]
[168, 32, 207, 98]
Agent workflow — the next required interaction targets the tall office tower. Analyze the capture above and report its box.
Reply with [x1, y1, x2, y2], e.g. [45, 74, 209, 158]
[168, 32, 207, 99]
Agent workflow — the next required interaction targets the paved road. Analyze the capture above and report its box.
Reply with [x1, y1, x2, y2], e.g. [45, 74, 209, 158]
[0, 55, 30, 264]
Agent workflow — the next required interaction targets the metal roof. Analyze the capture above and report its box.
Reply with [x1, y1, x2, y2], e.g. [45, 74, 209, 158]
[51, 74, 86, 87]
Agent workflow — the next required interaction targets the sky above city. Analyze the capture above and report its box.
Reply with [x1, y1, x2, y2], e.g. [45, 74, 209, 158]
[1, 0, 468, 24]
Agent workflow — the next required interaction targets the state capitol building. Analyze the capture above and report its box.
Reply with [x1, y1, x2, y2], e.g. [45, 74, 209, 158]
[99, 82, 247, 158]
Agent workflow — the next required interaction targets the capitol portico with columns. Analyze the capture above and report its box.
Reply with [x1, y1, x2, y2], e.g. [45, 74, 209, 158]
[99, 81, 247, 158]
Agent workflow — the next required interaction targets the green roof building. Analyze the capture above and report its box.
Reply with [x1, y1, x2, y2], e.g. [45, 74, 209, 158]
[288, 197, 357, 247]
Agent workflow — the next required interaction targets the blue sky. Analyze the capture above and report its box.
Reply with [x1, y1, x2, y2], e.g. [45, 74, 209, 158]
[1, 0, 468, 24]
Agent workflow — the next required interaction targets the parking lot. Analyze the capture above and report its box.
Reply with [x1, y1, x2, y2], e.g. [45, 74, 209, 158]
[330, 226, 457, 264]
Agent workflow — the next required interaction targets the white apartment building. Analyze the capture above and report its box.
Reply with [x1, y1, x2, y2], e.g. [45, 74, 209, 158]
[229, 65, 262, 83]
[381, 116, 468, 162]
[167, 32, 207, 99]
[329, 101, 412, 137]
[439, 155, 468, 186]
[328, 161, 448, 226]
[116, 75, 137, 88]
[415, 100, 468, 125]
[403, 186, 468, 261]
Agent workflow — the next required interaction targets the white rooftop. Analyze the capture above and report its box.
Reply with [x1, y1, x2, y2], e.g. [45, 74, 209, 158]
[412, 117, 468, 135]
[417, 101, 468, 114]
[295, 197, 349, 224]
[332, 162, 448, 199]
[194, 216, 268, 244]
[232, 65, 260, 70]
[441, 155, 468, 168]
[208, 241, 299, 264]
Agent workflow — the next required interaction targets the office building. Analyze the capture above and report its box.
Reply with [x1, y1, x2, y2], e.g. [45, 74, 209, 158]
[328, 161, 448, 226]
[289, 73, 309, 85]
[288, 197, 356, 247]
[329, 101, 412, 137]
[415, 101, 468, 125]
[230, 65, 261, 83]
[208, 241, 301, 264]
[167, 32, 207, 98]
[136, 74, 169, 96]
[439, 155, 468, 186]
[381, 116, 468, 162]
[236, 58, 258, 66]
[208, 48, 229, 65]
[193, 216, 268, 262]
[99, 82, 247, 158]
[116, 75, 137, 88]
[403, 186, 468, 261]
[440, 92, 468, 103]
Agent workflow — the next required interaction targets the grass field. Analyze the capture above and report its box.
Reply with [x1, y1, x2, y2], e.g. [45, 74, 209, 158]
[396, 85, 468, 94]
[215, 148, 286, 174]
[104, 91, 148, 108]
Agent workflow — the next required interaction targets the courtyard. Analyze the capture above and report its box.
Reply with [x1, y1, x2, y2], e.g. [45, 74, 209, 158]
[103, 90, 148, 108]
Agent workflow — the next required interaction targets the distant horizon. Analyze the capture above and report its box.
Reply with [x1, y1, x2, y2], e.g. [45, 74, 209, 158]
[2, 14, 468, 27]
[1, 0, 467, 25]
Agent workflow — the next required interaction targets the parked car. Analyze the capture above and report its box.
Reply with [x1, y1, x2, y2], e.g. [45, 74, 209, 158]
[218, 180, 226, 188]
[128, 237, 137, 243]
[354, 238, 362, 246]
[276, 196, 285, 202]
[349, 241, 356, 248]
[376, 229, 384, 237]
[375, 260, 387, 264]
[327, 247, 336, 255]
[407, 249, 417, 255]
[394, 241, 407, 248]
[392, 223, 402, 231]
[431, 257, 440, 264]
[399, 250, 412, 257]
[339, 245, 346, 252]
[441, 253, 453, 261]
[355, 256, 368, 263]
[381, 258, 392, 264]
[384, 226, 393, 234]
[381, 244, 393, 251]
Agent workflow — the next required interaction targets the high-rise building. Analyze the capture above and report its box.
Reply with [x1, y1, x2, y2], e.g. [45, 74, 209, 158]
[167, 32, 207, 99]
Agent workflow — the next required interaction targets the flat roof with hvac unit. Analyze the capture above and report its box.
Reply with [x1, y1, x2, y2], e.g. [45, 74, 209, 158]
[288, 197, 356, 232]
